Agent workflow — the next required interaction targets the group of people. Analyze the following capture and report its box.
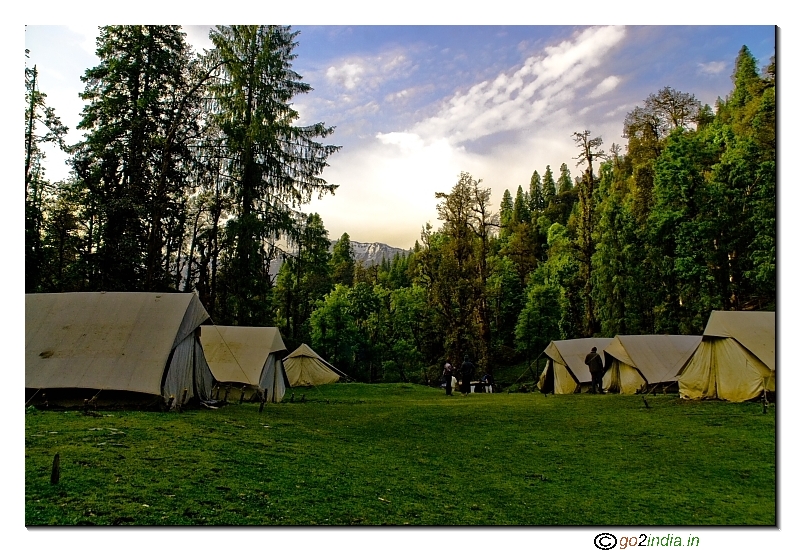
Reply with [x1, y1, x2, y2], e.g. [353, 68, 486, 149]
[441, 346, 605, 396]
[441, 356, 494, 395]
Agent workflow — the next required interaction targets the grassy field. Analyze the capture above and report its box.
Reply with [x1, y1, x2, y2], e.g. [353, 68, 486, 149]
[25, 383, 775, 526]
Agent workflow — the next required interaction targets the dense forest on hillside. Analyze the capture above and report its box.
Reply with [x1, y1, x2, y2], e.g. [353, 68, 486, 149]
[25, 26, 775, 384]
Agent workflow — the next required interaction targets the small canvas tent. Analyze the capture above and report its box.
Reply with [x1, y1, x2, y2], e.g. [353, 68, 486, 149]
[678, 311, 775, 402]
[200, 326, 289, 402]
[602, 335, 702, 394]
[26, 292, 214, 408]
[283, 344, 346, 387]
[538, 338, 614, 394]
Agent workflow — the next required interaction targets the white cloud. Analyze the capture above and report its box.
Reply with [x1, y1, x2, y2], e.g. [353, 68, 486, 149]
[324, 50, 415, 93]
[698, 61, 727, 76]
[385, 89, 410, 103]
[406, 26, 627, 146]
[326, 62, 365, 90]
[589, 75, 621, 98]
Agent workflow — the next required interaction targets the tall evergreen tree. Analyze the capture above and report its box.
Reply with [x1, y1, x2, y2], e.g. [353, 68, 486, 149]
[513, 185, 530, 225]
[529, 170, 543, 212]
[542, 164, 557, 206]
[572, 130, 606, 336]
[557, 163, 573, 194]
[330, 232, 356, 287]
[25, 59, 68, 292]
[499, 188, 514, 239]
[208, 25, 339, 323]
[275, 213, 332, 344]
[72, 25, 195, 291]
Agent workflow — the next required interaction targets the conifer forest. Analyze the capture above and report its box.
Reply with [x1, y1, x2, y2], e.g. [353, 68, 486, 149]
[25, 26, 776, 383]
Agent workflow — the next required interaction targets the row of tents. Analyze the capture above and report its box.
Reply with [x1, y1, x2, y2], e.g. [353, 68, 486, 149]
[26, 292, 775, 407]
[536, 311, 775, 402]
[25, 292, 346, 409]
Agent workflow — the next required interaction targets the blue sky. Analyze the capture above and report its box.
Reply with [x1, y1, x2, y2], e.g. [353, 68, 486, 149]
[25, 23, 775, 248]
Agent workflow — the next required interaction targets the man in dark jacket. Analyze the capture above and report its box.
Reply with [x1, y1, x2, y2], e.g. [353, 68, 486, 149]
[584, 347, 604, 394]
[460, 355, 475, 394]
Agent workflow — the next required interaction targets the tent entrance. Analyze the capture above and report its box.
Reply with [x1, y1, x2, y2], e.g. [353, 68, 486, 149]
[539, 360, 555, 394]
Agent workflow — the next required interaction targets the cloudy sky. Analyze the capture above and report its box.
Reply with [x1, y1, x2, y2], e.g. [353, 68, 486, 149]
[24, 23, 775, 249]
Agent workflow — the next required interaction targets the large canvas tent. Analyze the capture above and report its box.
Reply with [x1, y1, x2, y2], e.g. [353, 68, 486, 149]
[538, 338, 614, 394]
[200, 326, 289, 402]
[26, 292, 214, 408]
[678, 311, 775, 402]
[602, 335, 702, 394]
[283, 343, 346, 387]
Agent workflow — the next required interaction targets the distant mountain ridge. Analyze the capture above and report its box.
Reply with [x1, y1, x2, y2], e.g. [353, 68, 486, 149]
[268, 240, 410, 277]
[338, 240, 409, 267]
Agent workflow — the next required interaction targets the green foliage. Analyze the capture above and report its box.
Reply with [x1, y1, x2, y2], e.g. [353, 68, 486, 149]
[542, 165, 556, 207]
[330, 232, 356, 287]
[528, 171, 543, 213]
[25, 60, 69, 294]
[513, 184, 530, 225]
[486, 255, 524, 351]
[208, 25, 339, 323]
[310, 284, 359, 374]
[275, 213, 332, 344]
[499, 189, 514, 238]
[72, 25, 195, 292]
[557, 163, 573, 194]
[515, 283, 561, 356]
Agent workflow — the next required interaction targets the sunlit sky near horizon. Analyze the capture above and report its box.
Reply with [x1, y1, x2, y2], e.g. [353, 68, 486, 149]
[24, 23, 775, 249]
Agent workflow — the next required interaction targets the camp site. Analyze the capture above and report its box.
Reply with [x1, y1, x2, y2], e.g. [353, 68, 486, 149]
[25, 25, 776, 529]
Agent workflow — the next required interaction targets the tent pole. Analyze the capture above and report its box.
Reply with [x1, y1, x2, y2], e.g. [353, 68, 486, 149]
[25, 388, 41, 407]
[514, 351, 544, 385]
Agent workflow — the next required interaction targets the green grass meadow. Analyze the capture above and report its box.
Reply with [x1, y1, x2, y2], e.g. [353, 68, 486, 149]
[25, 383, 775, 526]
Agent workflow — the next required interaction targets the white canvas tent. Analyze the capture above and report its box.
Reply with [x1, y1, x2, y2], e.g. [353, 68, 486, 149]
[26, 292, 214, 408]
[602, 335, 702, 394]
[200, 326, 289, 402]
[283, 343, 346, 387]
[678, 311, 775, 402]
[537, 338, 614, 394]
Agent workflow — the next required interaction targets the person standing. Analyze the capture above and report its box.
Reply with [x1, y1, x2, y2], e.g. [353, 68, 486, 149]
[460, 355, 475, 395]
[442, 362, 454, 396]
[584, 346, 604, 394]
[481, 372, 495, 393]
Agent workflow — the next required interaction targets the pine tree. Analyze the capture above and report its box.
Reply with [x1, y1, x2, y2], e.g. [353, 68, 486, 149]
[499, 188, 514, 239]
[72, 25, 194, 291]
[542, 165, 557, 206]
[513, 185, 530, 225]
[208, 25, 339, 323]
[529, 171, 543, 212]
[25, 58, 68, 292]
[557, 163, 573, 194]
[275, 213, 332, 343]
[572, 130, 606, 336]
[330, 232, 356, 287]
